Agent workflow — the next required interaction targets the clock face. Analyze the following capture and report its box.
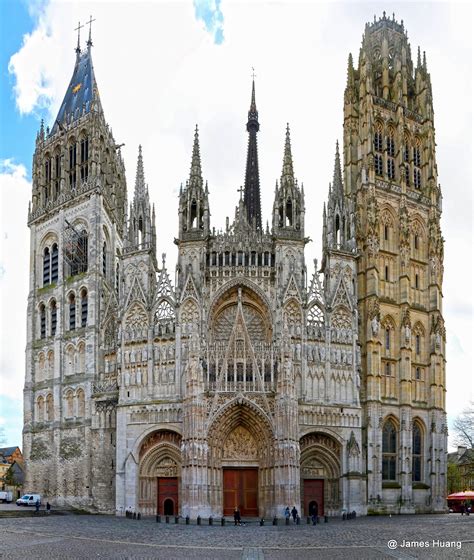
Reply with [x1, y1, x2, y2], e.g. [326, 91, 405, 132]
[213, 303, 267, 343]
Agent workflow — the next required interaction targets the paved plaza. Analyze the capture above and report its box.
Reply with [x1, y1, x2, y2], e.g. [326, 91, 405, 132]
[0, 513, 473, 559]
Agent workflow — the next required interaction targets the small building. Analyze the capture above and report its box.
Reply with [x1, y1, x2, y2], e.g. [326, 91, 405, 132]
[448, 447, 474, 493]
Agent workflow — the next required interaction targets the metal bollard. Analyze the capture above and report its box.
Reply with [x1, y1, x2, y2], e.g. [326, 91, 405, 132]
[133, 512, 136, 520]
[342, 513, 346, 521]
[273, 517, 278, 526]
[175, 516, 179, 524]
[197, 515, 201, 525]
[260, 518, 264, 526]
[166, 515, 169, 523]
[221, 517, 225, 526]
[137, 512, 141, 520]
[156, 514, 161, 523]
[352, 511, 356, 519]
[209, 516, 213, 526]
[185, 516, 190, 525]
[324, 515, 328, 523]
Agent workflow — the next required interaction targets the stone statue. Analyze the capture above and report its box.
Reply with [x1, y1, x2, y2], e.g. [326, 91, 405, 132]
[371, 315, 380, 336]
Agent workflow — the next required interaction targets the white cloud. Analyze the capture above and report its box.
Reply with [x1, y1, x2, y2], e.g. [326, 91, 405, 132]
[0, 160, 31, 399]
[4, 1, 473, 448]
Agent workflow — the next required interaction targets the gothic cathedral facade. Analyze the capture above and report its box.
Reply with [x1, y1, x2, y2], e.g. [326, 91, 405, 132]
[23, 14, 447, 517]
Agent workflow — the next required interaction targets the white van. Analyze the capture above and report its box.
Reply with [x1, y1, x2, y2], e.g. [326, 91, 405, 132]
[16, 494, 41, 506]
[0, 491, 13, 503]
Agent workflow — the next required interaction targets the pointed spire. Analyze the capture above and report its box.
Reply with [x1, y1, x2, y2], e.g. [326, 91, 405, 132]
[417, 46, 422, 68]
[281, 123, 295, 187]
[189, 125, 203, 189]
[86, 15, 96, 49]
[423, 50, 427, 70]
[134, 145, 146, 198]
[244, 76, 262, 230]
[333, 140, 343, 195]
[347, 53, 354, 86]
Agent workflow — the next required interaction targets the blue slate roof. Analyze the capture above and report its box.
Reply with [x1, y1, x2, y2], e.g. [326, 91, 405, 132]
[51, 48, 99, 134]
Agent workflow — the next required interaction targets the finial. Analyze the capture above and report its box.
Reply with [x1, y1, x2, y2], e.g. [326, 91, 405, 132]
[423, 51, 427, 70]
[417, 46, 421, 68]
[392, 12, 395, 21]
[237, 185, 244, 200]
[162, 253, 166, 267]
[383, 10, 386, 19]
[74, 20, 84, 56]
[86, 15, 96, 49]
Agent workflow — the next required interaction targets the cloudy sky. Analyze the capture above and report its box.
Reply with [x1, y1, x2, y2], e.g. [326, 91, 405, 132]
[0, 0, 472, 449]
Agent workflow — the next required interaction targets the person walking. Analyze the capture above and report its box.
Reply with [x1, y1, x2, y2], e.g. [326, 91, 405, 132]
[284, 506, 290, 520]
[234, 507, 241, 526]
[291, 506, 298, 523]
[35, 499, 40, 513]
[46, 502, 51, 514]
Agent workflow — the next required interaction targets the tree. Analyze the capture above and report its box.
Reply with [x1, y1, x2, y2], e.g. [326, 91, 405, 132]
[447, 462, 462, 494]
[452, 403, 474, 448]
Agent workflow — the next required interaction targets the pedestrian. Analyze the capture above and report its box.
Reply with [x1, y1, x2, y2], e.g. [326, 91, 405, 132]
[234, 506, 241, 526]
[46, 502, 51, 514]
[291, 506, 298, 523]
[284, 506, 290, 521]
[35, 499, 40, 513]
[461, 503, 465, 516]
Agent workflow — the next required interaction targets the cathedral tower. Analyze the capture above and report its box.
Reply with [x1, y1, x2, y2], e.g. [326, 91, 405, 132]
[24, 29, 126, 510]
[343, 13, 446, 513]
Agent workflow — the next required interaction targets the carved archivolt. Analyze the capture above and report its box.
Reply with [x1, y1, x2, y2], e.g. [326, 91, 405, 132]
[139, 430, 182, 478]
[125, 302, 148, 330]
[222, 426, 258, 461]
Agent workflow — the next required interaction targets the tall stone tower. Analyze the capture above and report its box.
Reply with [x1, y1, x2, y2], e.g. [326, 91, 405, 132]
[23, 29, 127, 509]
[343, 12, 447, 512]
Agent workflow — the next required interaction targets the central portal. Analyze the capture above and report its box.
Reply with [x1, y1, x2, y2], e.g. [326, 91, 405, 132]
[223, 468, 258, 516]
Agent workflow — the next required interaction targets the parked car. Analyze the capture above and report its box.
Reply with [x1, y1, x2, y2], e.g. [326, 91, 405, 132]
[0, 491, 13, 503]
[16, 494, 41, 506]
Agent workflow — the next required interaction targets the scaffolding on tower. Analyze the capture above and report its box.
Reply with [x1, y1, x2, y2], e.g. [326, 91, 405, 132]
[63, 219, 88, 276]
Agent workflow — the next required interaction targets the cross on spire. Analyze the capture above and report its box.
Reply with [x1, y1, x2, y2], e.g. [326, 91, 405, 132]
[74, 20, 85, 54]
[237, 185, 244, 200]
[251, 67, 256, 80]
[86, 15, 96, 48]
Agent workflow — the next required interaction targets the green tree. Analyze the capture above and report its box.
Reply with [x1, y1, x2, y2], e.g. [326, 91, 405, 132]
[447, 462, 462, 494]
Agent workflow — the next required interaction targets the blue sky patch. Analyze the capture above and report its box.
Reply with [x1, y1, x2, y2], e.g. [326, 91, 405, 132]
[193, 0, 224, 45]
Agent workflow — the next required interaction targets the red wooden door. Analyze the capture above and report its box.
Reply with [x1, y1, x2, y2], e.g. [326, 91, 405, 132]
[303, 479, 324, 515]
[223, 468, 258, 517]
[157, 477, 178, 515]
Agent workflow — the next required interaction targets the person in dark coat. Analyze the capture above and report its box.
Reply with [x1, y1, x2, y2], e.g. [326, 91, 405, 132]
[291, 506, 298, 523]
[234, 507, 241, 526]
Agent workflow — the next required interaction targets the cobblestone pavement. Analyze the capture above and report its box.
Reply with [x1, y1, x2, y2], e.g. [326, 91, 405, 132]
[0, 514, 473, 560]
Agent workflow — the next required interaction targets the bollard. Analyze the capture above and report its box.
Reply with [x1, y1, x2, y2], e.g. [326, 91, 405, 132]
[221, 517, 225, 526]
[307, 516, 310, 525]
[133, 512, 136, 520]
[316, 515, 319, 524]
[185, 516, 190, 525]
[166, 515, 170, 524]
[342, 513, 346, 521]
[352, 511, 356, 519]
[324, 515, 328, 523]
[260, 518, 264, 526]
[156, 514, 161, 523]
[273, 517, 278, 526]
[175, 516, 179, 524]
[285, 517, 290, 525]
[137, 512, 141, 520]
[197, 515, 201, 526]
[296, 516, 300, 525]
[209, 516, 213, 526]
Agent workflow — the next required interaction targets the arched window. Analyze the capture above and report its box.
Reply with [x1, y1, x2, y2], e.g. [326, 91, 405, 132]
[65, 345, 75, 376]
[80, 136, 89, 182]
[412, 423, 423, 482]
[77, 342, 85, 373]
[47, 350, 54, 378]
[80, 289, 88, 328]
[77, 389, 85, 417]
[385, 327, 391, 350]
[43, 247, 51, 286]
[415, 367, 421, 380]
[415, 273, 419, 289]
[335, 215, 341, 246]
[190, 200, 197, 229]
[38, 353, 45, 381]
[384, 361, 391, 376]
[374, 124, 383, 177]
[102, 242, 107, 276]
[37, 396, 45, 422]
[51, 243, 59, 283]
[69, 141, 77, 189]
[413, 141, 422, 189]
[46, 394, 54, 421]
[384, 224, 389, 241]
[50, 300, 57, 336]
[415, 334, 421, 355]
[382, 419, 397, 480]
[386, 131, 395, 180]
[54, 152, 61, 198]
[40, 304, 46, 339]
[286, 199, 293, 226]
[385, 265, 389, 281]
[115, 263, 120, 296]
[69, 293, 76, 330]
[67, 229, 88, 276]
[65, 390, 74, 418]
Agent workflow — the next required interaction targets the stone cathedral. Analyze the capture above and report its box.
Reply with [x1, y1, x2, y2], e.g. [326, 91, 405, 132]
[23, 14, 447, 517]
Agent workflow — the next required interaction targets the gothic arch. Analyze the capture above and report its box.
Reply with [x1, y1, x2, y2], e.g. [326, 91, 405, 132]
[208, 278, 273, 326]
[131, 425, 183, 459]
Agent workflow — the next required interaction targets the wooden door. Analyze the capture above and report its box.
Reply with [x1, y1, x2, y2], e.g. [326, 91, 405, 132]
[223, 468, 258, 517]
[303, 479, 324, 516]
[157, 477, 178, 515]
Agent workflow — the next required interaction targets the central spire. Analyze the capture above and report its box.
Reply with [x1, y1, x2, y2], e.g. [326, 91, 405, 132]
[243, 77, 262, 231]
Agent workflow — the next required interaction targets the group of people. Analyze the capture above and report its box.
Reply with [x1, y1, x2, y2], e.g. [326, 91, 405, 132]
[284, 506, 299, 523]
